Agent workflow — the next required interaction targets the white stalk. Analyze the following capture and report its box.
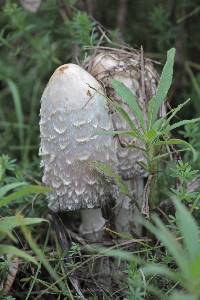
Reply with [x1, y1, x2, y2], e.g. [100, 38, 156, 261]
[79, 208, 106, 241]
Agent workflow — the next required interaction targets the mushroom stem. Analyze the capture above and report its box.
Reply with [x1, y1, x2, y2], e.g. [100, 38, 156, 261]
[79, 208, 106, 241]
[114, 177, 144, 236]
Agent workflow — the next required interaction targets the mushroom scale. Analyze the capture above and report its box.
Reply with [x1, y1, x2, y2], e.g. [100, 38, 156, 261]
[39, 63, 117, 212]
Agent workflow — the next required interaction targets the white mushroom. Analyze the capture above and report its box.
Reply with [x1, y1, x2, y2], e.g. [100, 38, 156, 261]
[39, 63, 117, 241]
[84, 49, 166, 235]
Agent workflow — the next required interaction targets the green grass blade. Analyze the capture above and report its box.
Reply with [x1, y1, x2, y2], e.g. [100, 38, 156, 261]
[0, 185, 51, 208]
[0, 182, 27, 198]
[0, 215, 47, 233]
[96, 130, 137, 137]
[144, 217, 188, 274]
[174, 200, 200, 260]
[0, 245, 38, 265]
[150, 216, 189, 277]
[142, 264, 178, 281]
[6, 79, 24, 147]
[25, 228, 50, 300]
[23, 81, 40, 166]
[21, 225, 69, 297]
[167, 117, 200, 132]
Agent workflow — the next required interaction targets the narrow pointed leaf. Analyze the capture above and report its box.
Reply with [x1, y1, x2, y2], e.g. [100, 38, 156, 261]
[0, 245, 38, 265]
[112, 79, 145, 130]
[152, 117, 165, 131]
[174, 200, 200, 260]
[96, 130, 137, 137]
[0, 182, 27, 198]
[155, 139, 197, 161]
[152, 216, 189, 275]
[114, 102, 140, 134]
[142, 264, 178, 281]
[0, 216, 46, 233]
[0, 185, 51, 208]
[165, 98, 190, 125]
[167, 117, 200, 131]
[149, 48, 176, 124]
[144, 217, 188, 276]
[6, 79, 24, 146]
[21, 226, 69, 296]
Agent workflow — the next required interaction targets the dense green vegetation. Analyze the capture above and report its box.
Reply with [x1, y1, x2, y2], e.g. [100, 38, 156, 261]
[0, 1, 200, 299]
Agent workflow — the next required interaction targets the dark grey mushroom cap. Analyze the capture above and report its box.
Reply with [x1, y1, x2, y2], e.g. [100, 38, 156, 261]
[39, 64, 117, 212]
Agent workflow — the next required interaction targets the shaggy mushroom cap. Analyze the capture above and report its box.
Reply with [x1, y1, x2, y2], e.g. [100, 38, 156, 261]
[39, 63, 117, 212]
[84, 49, 166, 179]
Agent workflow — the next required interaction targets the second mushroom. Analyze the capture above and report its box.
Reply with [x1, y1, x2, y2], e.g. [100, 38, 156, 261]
[84, 49, 166, 235]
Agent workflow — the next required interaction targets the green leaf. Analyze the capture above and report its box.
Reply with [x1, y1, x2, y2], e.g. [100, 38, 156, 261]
[164, 98, 190, 125]
[114, 101, 141, 135]
[112, 79, 145, 130]
[152, 117, 165, 131]
[155, 47, 175, 110]
[155, 139, 197, 161]
[0, 215, 46, 234]
[174, 200, 200, 260]
[21, 226, 68, 296]
[6, 79, 24, 147]
[153, 216, 189, 276]
[142, 264, 178, 281]
[148, 48, 176, 126]
[0, 185, 51, 208]
[0, 245, 38, 265]
[145, 129, 158, 142]
[0, 229, 16, 242]
[152, 152, 170, 161]
[167, 117, 200, 132]
[188, 252, 200, 288]
[0, 182, 27, 198]
[96, 130, 137, 137]
[144, 217, 188, 277]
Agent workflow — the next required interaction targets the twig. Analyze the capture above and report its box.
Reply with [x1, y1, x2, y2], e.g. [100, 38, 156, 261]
[141, 174, 154, 218]
[140, 45, 147, 104]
